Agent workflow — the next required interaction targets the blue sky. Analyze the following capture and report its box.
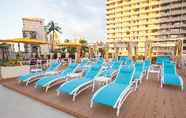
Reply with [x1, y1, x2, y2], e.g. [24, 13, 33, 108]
[0, 0, 106, 42]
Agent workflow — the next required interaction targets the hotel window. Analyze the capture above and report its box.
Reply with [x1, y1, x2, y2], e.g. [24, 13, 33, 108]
[145, 7, 149, 10]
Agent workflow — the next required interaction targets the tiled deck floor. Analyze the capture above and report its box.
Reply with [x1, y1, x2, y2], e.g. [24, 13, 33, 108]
[1, 70, 186, 118]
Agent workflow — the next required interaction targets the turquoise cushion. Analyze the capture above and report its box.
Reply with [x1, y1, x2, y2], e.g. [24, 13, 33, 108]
[164, 74, 181, 86]
[57, 62, 102, 94]
[133, 62, 143, 80]
[115, 66, 134, 85]
[47, 61, 60, 71]
[35, 75, 59, 87]
[18, 72, 39, 81]
[57, 78, 89, 94]
[94, 83, 129, 107]
[35, 63, 77, 87]
[163, 63, 176, 75]
[144, 60, 151, 71]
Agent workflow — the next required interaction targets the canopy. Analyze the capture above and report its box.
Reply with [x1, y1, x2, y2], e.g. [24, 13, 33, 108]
[58, 43, 87, 48]
[0, 38, 48, 45]
[0, 43, 11, 48]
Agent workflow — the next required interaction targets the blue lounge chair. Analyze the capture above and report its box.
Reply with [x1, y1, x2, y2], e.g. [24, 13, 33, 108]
[67, 59, 91, 78]
[56, 61, 103, 101]
[35, 63, 78, 92]
[161, 63, 184, 90]
[156, 56, 170, 65]
[125, 59, 133, 65]
[18, 61, 61, 86]
[91, 65, 135, 116]
[76, 59, 89, 69]
[118, 56, 128, 61]
[92, 61, 122, 91]
[99, 61, 121, 78]
[144, 59, 151, 73]
[133, 61, 144, 89]
[118, 56, 130, 64]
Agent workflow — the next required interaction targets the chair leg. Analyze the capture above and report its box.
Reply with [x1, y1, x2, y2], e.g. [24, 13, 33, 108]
[18, 80, 21, 84]
[116, 107, 120, 117]
[140, 79, 142, 84]
[26, 81, 29, 86]
[90, 101, 93, 108]
[161, 83, 163, 88]
[181, 85, 184, 91]
[92, 81, 95, 92]
[57, 92, 60, 96]
[135, 81, 138, 91]
[45, 86, 49, 93]
[146, 72, 149, 80]
[72, 94, 76, 101]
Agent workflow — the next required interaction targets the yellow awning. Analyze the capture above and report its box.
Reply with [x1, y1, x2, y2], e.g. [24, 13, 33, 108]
[0, 38, 48, 45]
[58, 43, 87, 48]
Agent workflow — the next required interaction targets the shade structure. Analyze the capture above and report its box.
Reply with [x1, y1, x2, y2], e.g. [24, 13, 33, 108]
[0, 38, 48, 45]
[58, 43, 87, 48]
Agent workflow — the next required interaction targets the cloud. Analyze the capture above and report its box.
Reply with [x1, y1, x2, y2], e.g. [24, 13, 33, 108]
[0, 0, 105, 42]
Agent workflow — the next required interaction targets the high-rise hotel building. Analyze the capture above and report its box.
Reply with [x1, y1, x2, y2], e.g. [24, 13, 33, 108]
[106, 0, 186, 57]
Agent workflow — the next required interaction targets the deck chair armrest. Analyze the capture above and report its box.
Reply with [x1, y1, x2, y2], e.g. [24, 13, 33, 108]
[178, 75, 184, 85]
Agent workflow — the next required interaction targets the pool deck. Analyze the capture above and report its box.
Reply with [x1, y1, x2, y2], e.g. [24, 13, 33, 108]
[1, 69, 186, 118]
[0, 85, 74, 118]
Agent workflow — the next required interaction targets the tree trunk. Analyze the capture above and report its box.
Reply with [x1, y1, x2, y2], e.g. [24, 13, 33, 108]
[51, 31, 54, 52]
[2, 49, 5, 61]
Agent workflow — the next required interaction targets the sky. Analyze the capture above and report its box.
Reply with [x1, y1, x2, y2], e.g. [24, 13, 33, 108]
[0, 0, 106, 43]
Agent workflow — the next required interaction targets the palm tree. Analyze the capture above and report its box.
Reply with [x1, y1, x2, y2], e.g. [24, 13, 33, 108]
[45, 21, 62, 52]
[64, 39, 70, 43]
[79, 39, 88, 57]
[79, 39, 87, 44]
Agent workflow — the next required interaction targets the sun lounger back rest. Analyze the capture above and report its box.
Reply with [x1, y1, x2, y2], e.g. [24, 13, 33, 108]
[46, 61, 61, 72]
[156, 56, 170, 65]
[144, 59, 151, 70]
[115, 66, 134, 85]
[58, 63, 77, 76]
[135, 62, 144, 72]
[84, 62, 103, 80]
[101, 61, 121, 77]
[163, 63, 177, 75]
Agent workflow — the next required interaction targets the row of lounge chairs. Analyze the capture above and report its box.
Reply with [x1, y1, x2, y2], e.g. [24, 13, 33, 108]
[17, 56, 184, 116]
[18, 61, 62, 86]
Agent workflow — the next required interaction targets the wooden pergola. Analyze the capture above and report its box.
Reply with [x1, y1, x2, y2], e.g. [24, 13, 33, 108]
[0, 37, 48, 52]
[0, 38, 48, 59]
[0, 38, 48, 45]
[58, 43, 88, 62]
[107, 38, 183, 60]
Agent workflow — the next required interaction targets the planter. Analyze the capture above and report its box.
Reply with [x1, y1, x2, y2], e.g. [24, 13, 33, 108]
[0, 65, 30, 79]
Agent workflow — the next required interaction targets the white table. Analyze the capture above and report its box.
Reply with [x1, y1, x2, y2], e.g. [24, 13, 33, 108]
[30, 68, 43, 73]
[45, 71, 58, 75]
[92, 76, 111, 92]
[146, 64, 161, 80]
[67, 72, 83, 78]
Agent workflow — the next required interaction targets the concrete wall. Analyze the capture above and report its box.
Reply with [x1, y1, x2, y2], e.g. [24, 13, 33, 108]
[0, 65, 30, 79]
